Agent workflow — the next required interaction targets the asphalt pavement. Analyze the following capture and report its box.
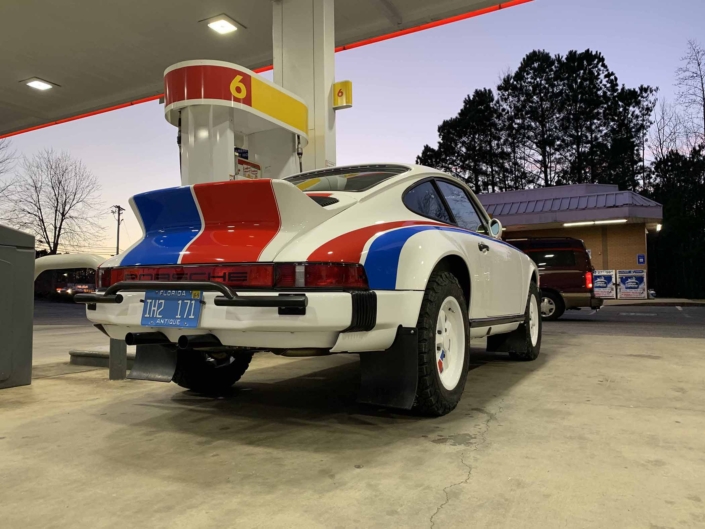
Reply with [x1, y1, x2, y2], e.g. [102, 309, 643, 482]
[32, 300, 106, 366]
[549, 305, 705, 338]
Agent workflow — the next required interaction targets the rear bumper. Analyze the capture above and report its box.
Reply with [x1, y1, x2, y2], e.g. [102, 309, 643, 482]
[562, 292, 603, 309]
[85, 290, 424, 353]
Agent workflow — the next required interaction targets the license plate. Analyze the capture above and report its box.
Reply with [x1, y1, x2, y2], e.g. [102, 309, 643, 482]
[141, 290, 204, 328]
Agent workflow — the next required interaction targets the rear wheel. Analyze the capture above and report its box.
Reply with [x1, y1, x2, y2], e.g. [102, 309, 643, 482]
[172, 349, 253, 394]
[509, 282, 542, 361]
[413, 271, 470, 417]
[540, 290, 565, 321]
[486, 283, 542, 361]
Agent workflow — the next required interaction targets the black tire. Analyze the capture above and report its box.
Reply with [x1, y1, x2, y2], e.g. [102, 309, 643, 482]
[172, 349, 253, 393]
[413, 271, 470, 417]
[541, 290, 565, 321]
[508, 282, 542, 361]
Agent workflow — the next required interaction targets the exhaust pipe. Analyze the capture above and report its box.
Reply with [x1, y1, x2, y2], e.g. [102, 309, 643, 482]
[177, 334, 222, 350]
[278, 348, 331, 358]
[125, 332, 170, 346]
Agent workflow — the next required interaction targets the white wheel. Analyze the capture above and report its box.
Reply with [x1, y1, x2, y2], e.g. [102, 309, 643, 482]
[490, 283, 542, 361]
[529, 294, 540, 346]
[541, 296, 556, 318]
[435, 296, 465, 391]
[414, 271, 470, 416]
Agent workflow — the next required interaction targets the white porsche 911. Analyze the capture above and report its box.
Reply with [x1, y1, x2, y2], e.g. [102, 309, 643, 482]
[77, 164, 541, 416]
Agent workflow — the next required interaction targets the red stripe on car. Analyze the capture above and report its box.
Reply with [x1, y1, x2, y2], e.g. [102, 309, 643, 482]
[181, 180, 281, 264]
[308, 221, 441, 263]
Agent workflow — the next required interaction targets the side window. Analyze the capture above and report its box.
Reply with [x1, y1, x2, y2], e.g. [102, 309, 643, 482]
[403, 182, 451, 223]
[437, 181, 484, 232]
[526, 250, 577, 269]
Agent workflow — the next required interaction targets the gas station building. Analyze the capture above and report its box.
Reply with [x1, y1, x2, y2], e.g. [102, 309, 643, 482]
[480, 184, 663, 272]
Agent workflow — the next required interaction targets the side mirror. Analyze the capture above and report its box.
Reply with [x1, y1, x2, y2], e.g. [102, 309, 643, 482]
[489, 218, 503, 238]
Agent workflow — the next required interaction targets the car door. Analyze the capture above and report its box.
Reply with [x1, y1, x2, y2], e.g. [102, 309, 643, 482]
[436, 179, 523, 318]
[402, 180, 490, 318]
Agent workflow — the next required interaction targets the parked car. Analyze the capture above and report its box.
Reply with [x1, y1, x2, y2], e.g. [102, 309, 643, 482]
[76, 164, 541, 416]
[56, 283, 95, 297]
[507, 237, 603, 321]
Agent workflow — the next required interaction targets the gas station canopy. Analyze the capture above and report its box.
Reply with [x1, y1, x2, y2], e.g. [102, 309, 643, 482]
[0, 0, 529, 138]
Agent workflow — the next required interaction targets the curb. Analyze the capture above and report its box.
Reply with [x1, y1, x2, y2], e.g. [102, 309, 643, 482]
[603, 302, 705, 307]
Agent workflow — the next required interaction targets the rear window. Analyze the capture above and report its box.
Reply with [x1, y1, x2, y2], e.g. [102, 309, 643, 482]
[526, 250, 576, 268]
[286, 165, 407, 192]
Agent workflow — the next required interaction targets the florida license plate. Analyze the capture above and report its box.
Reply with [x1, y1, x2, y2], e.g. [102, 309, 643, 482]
[141, 290, 204, 328]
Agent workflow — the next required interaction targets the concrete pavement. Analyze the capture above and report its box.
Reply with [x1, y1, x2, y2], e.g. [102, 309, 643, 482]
[1, 302, 704, 528]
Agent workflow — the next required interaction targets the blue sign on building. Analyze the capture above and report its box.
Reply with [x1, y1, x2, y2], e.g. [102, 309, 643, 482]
[637, 254, 646, 265]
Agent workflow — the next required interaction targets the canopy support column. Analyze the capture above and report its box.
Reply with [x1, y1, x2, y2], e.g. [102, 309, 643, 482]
[273, 0, 336, 171]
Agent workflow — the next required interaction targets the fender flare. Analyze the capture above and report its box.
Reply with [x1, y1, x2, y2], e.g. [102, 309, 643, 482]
[388, 230, 472, 292]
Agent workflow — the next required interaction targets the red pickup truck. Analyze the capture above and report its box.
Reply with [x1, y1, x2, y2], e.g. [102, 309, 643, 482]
[507, 237, 603, 320]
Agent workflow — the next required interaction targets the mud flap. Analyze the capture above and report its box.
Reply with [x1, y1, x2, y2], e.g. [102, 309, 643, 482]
[486, 323, 528, 353]
[358, 327, 418, 410]
[127, 344, 178, 382]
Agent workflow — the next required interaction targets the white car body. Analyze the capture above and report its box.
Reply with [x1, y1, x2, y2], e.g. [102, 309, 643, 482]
[87, 164, 538, 353]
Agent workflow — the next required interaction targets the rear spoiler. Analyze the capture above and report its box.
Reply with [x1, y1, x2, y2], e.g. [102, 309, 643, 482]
[103, 179, 335, 267]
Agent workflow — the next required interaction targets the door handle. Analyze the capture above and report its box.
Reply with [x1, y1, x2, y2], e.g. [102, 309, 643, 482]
[478, 242, 490, 253]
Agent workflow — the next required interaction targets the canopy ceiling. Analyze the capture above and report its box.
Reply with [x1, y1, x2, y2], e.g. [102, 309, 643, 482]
[0, 0, 530, 138]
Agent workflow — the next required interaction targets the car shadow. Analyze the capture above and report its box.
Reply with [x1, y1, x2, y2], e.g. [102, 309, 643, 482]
[85, 346, 554, 487]
[96, 344, 549, 457]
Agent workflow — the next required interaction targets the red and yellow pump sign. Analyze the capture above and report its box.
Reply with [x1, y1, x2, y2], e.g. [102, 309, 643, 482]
[164, 61, 308, 137]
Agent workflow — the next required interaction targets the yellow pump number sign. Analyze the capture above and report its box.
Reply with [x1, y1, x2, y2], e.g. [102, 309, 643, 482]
[333, 81, 353, 110]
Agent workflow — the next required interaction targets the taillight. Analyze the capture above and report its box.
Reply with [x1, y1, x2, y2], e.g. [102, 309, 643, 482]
[96, 263, 368, 290]
[274, 263, 368, 289]
[97, 265, 274, 289]
[585, 271, 593, 290]
[97, 267, 113, 289]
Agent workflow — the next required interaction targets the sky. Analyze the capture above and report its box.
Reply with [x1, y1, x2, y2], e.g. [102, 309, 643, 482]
[5, 0, 704, 256]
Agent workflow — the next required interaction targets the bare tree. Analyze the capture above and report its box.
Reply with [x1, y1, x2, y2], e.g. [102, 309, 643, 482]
[675, 39, 705, 145]
[7, 149, 104, 254]
[649, 98, 686, 160]
[0, 139, 15, 199]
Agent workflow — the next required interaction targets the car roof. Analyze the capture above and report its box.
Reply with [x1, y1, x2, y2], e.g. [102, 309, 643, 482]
[284, 163, 475, 196]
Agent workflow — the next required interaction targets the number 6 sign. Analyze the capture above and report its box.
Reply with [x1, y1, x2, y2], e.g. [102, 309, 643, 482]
[230, 75, 247, 99]
[333, 80, 353, 110]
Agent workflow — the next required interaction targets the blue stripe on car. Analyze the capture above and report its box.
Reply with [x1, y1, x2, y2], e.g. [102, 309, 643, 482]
[120, 187, 202, 266]
[364, 225, 471, 290]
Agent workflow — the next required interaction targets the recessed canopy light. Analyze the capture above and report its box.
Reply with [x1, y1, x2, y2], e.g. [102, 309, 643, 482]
[563, 219, 628, 228]
[26, 78, 53, 90]
[563, 221, 595, 227]
[207, 15, 238, 34]
[656, 224, 662, 232]
[595, 219, 627, 225]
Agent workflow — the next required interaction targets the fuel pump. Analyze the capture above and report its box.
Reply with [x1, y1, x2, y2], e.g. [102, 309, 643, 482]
[163, 60, 309, 185]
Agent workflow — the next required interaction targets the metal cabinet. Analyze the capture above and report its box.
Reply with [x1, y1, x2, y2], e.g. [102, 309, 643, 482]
[0, 225, 35, 389]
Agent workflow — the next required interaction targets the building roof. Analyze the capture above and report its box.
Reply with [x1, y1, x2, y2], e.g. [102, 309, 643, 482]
[478, 184, 662, 229]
